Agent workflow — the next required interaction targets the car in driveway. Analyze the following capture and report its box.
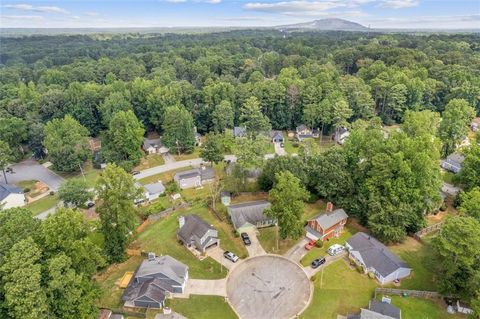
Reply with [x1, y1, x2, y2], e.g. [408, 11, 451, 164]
[311, 257, 326, 269]
[131, 170, 141, 175]
[305, 239, 316, 250]
[223, 251, 239, 263]
[327, 244, 345, 256]
[240, 232, 251, 246]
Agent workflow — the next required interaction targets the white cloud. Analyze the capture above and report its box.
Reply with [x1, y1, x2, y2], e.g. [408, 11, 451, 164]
[244, 1, 345, 13]
[3, 3, 69, 14]
[85, 11, 100, 17]
[379, 0, 419, 9]
[205, 0, 222, 3]
[2, 14, 44, 20]
[165, 0, 188, 3]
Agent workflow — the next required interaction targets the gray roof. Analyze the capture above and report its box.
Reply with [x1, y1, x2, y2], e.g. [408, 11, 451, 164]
[270, 130, 284, 139]
[296, 124, 310, 132]
[311, 208, 348, 230]
[347, 232, 410, 277]
[369, 300, 401, 319]
[227, 200, 271, 229]
[155, 313, 188, 319]
[0, 183, 23, 201]
[233, 126, 247, 138]
[174, 167, 215, 181]
[110, 315, 125, 319]
[143, 137, 162, 150]
[445, 153, 465, 167]
[144, 182, 165, 195]
[135, 255, 188, 286]
[177, 214, 216, 245]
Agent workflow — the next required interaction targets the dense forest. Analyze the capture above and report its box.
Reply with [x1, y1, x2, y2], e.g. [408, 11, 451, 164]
[1, 30, 480, 318]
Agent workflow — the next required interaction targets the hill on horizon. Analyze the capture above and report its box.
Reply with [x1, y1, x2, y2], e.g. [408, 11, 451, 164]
[276, 18, 368, 31]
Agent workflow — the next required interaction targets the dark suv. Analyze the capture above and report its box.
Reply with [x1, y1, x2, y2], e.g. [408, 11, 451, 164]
[311, 257, 326, 269]
[240, 232, 251, 246]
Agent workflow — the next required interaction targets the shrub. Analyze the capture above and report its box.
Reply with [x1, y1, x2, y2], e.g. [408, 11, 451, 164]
[49, 191, 55, 196]
[311, 274, 318, 282]
[368, 272, 375, 279]
[23, 188, 30, 193]
[315, 240, 323, 248]
[356, 264, 364, 273]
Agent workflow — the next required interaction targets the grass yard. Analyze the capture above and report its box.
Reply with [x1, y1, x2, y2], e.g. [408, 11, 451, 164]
[388, 237, 438, 291]
[283, 138, 300, 155]
[301, 225, 358, 267]
[134, 154, 165, 171]
[383, 296, 466, 319]
[173, 147, 201, 161]
[25, 193, 59, 215]
[15, 179, 38, 191]
[300, 259, 377, 319]
[54, 161, 102, 188]
[441, 171, 456, 185]
[168, 295, 237, 319]
[138, 166, 193, 185]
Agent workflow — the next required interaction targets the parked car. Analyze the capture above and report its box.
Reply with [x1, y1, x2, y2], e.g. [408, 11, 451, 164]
[311, 257, 326, 269]
[240, 232, 251, 246]
[305, 239, 316, 250]
[223, 251, 239, 263]
[327, 244, 345, 256]
[131, 170, 141, 175]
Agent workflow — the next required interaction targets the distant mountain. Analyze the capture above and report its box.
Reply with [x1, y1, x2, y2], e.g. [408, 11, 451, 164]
[277, 18, 368, 31]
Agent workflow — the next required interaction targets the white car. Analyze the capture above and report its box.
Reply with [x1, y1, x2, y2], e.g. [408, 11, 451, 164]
[327, 244, 345, 256]
[223, 251, 239, 263]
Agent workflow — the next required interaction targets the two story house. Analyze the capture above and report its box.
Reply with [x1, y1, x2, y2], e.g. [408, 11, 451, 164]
[305, 202, 348, 242]
[173, 166, 215, 189]
[177, 214, 219, 253]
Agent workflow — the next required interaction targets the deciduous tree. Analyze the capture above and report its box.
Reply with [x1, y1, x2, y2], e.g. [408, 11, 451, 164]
[162, 105, 196, 154]
[58, 178, 93, 208]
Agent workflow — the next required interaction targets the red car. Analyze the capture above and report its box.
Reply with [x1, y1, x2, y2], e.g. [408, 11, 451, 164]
[305, 239, 316, 250]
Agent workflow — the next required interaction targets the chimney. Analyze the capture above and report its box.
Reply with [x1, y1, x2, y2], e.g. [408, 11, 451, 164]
[148, 252, 156, 261]
[178, 216, 185, 228]
[326, 202, 333, 213]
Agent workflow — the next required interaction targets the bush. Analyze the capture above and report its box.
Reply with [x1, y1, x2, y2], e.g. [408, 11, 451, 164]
[356, 264, 364, 273]
[310, 274, 318, 282]
[368, 272, 375, 279]
[23, 188, 31, 193]
[315, 240, 323, 248]
[292, 142, 299, 147]
[49, 191, 55, 196]
[165, 181, 180, 195]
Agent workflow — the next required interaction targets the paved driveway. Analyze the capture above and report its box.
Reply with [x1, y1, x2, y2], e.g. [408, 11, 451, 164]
[244, 230, 266, 257]
[273, 142, 287, 156]
[186, 279, 227, 297]
[134, 158, 204, 180]
[442, 182, 461, 196]
[206, 246, 238, 271]
[284, 238, 309, 263]
[4, 159, 64, 190]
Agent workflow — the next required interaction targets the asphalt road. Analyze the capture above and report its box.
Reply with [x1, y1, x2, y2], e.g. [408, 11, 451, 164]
[4, 159, 64, 191]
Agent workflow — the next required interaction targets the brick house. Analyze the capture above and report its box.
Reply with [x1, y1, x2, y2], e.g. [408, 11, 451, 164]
[305, 202, 348, 241]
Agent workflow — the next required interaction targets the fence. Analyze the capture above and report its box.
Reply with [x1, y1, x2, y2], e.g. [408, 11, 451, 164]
[147, 202, 190, 222]
[414, 221, 444, 240]
[374, 288, 440, 299]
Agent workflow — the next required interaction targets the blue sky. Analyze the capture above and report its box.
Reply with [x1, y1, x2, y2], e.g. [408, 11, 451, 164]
[1, 0, 479, 29]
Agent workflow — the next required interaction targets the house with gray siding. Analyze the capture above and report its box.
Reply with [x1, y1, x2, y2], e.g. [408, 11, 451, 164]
[173, 167, 215, 189]
[177, 214, 219, 253]
[346, 232, 411, 285]
[122, 255, 188, 309]
[339, 300, 401, 319]
[441, 153, 465, 174]
[227, 200, 276, 233]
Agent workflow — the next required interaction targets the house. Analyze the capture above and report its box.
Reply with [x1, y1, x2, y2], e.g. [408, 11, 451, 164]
[93, 149, 106, 169]
[122, 254, 188, 309]
[177, 214, 219, 253]
[305, 203, 348, 242]
[173, 167, 215, 189]
[143, 138, 169, 155]
[441, 153, 465, 173]
[233, 126, 247, 138]
[270, 130, 284, 143]
[227, 200, 275, 233]
[334, 127, 350, 145]
[471, 117, 480, 132]
[221, 191, 231, 206]
[296, 124, 313, 141]
[144, 182, 165, 201]
[346, 232, 411, 285]
[338, 300, 401, 319]
[0, 183, 25, 209]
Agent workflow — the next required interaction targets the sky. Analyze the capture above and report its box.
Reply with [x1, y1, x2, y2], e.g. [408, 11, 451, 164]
[1, 0, 479, 29]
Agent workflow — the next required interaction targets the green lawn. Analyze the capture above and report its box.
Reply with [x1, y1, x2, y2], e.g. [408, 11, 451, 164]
[384, 296, 465, 319]
[25, 193, 59, 215]
[15, 179, 38, 191]
[441, 171, 456, 185]
[388, 237, 438, 291]
[134, 154, 165, 171]
[54, 161, 102, 188]
[283, 138, 300, 155]
[300, 225, 358, 267]
[168, 295, 237, 319]
[301, 259, 377, 319]
[173, 147, 201, 161]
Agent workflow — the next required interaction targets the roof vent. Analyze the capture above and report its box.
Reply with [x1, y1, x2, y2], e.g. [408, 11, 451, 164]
[148, 252, 156, 261]
[326, 202, 333, 213]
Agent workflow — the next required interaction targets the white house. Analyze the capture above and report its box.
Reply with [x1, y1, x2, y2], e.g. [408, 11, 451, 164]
[334, 127, 350, 145]
[346, 232, 411, 284]
[144, 182, 165, 201]
[0, 183, 25, 209]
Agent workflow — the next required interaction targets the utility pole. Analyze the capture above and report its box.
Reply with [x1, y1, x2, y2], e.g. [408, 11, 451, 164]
[2, 168, 7, 184]
[79, 163, 86, 181]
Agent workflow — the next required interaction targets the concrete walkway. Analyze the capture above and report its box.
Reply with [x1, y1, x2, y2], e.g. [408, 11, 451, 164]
[284, 238, 309, 263]
[273, 142, 287, 156]
[244, 229, 267, 257]
[185, 279, 227, 297]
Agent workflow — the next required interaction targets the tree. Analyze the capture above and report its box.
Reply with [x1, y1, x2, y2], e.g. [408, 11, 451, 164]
[44, 115, 90, 172]
[200, 134, 224, 165]
[162, 105, 195, 154]
[258, 156, 307, 191]
[0, 237, 48, 319]
[102, 110, 145, 171]
[58, 179, 93, 208]
[298, 138, 321, 157]
[266, 171, 309, 239]
[459, 187, 480, 220]
[402, 110, 440, 138]
[458, 145, 480, 191]
[0, 140, 12, 184]
[98, 91, 132, 126]
[211, 100, 234, 133]
[0, 117, 27, 160]
[240, 97, 271, 137]
[95, 164, 140, 262]
[439, 99, 475, 157]
[433, 216, 480, 300]
[28, 122, 46, 159]
[234, 137, 268, 170]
